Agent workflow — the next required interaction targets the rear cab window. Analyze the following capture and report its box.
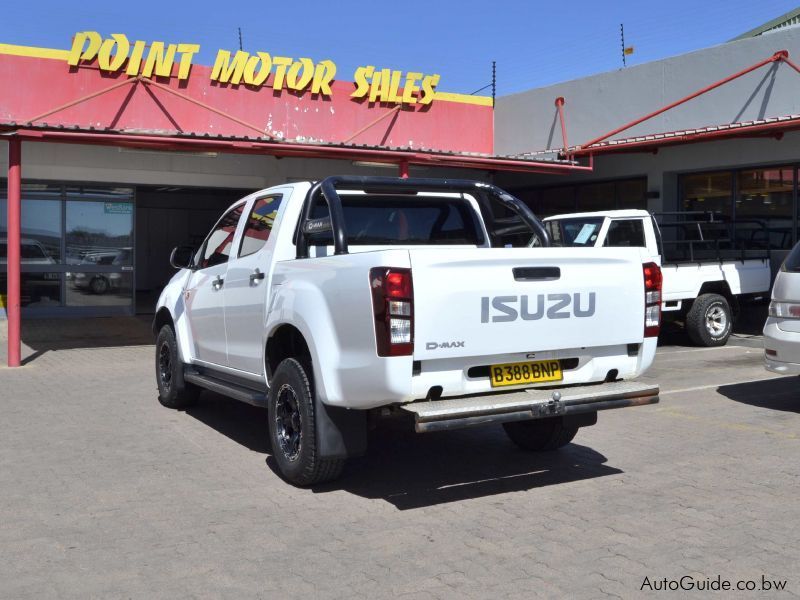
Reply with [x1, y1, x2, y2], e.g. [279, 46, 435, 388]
[604, 219, 646, 247]
[307, 194, 486, 247]
[546, 217, 604, 247]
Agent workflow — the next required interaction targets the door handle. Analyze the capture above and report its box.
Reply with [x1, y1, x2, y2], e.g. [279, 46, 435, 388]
[250, 269, 265, 284]
[212, 275, 224, 289]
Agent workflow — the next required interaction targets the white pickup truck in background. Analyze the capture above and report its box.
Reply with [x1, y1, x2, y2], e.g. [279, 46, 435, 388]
[153, 177, 660, 486]
[542, 209, 772, 346]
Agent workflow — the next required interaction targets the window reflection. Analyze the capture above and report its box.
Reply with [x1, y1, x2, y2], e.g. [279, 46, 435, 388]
[738, 168, 793, 249]
[681, 172, 732, 216]
[0, 185, 62, 262]
[66, 271, 132, 307]
[0, 272, 61, 307]
[66, 197, 133, 266]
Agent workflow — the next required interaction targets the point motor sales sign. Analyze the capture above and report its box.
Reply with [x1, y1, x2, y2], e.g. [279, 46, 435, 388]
[68, 32, 442, 105]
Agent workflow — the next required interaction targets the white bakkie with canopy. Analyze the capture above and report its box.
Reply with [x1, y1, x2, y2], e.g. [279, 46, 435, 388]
[153, 177, 660, 486]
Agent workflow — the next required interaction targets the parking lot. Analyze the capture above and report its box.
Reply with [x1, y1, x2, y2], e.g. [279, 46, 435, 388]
[1, 319, 798, 599]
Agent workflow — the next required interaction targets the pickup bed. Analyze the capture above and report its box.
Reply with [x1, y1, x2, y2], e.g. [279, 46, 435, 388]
[154, 177, 660, 485]
[543, 209, 771, 346]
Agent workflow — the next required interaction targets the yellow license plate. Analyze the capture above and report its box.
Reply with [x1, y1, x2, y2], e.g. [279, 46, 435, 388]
[489, 359, 563, 387]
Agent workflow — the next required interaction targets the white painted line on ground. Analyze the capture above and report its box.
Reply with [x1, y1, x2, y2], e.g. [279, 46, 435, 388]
[660, 376, 780, 395]
[656, 345, 750, 355]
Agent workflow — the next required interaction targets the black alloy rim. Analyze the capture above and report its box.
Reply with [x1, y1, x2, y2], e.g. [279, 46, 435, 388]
[275, 384, 302, 461]
[158, 341, 172, 392]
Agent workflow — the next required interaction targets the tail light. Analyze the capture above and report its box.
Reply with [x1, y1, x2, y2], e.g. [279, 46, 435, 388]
[370, 267, 414, 356]
[643, 262, 662, 337]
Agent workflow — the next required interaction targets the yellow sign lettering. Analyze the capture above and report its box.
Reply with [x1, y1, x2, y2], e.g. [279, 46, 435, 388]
[402, 72, 422, 104]
[141, 42, 178, 78]
[312, 60, 337, 95]
[419, 74, 440, 105]
[243, 52, 272, 86]
[67, 31, 102, 66]
[176, 44, 200, 80]
[64, 31, 443, 104]
[271, 56, 293, 91]
[210, 49, 248, 84]
[98, 33, 129, 71]
[286, 58, 314, 91]
[125, 39, 147, 76]
[351, 65, 375, 99]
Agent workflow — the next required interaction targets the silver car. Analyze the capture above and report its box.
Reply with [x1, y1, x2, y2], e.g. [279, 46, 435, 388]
[764, 242, 800, 373]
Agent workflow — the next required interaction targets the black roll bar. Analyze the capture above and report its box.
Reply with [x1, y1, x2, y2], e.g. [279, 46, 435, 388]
[296, 176, 551, 258]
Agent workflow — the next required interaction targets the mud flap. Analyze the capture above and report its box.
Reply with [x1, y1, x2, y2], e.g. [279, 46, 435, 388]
[315, 397, 367, 459]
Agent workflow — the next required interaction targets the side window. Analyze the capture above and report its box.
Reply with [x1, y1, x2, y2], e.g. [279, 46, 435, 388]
[239, 195, 283, 258]
[196, 204, 244, 269]
[604, 219, 646, 247]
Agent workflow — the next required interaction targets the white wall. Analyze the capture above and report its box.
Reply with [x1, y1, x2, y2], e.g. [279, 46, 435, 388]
[496, 26, 800, 156]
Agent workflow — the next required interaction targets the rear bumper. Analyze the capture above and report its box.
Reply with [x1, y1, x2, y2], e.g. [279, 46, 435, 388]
[764, 318, 800, 373]
[400, 380, 659, 433]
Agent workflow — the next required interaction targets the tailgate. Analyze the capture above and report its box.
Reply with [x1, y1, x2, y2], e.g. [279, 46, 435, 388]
[410, 247, 646, 360]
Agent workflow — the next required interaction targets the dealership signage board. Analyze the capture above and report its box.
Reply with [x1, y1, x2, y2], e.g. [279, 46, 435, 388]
[0, 33, 493, 153]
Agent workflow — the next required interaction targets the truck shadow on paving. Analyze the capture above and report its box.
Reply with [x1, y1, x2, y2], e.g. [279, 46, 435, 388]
[717, 375, 800, 413]
[186, 392, 622, 510]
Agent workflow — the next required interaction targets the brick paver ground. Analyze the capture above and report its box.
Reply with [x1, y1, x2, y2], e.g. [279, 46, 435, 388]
[1, 319, 798, 598]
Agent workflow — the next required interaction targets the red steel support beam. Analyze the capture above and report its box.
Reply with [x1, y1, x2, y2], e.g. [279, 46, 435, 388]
[141, 78, 272, 140]
[579, 50, 790, 151]
[27, 76, 141, 124]
[555, 97, 570, 157]
[343, 105, 402, 144]
[6, 138, 21, 367]
[398, 160, 409, 178]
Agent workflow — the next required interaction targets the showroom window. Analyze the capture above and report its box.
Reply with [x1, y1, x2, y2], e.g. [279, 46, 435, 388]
[679, 166, 797, 249]
[681, 171, 733, 216]
[514, 177, 647, 217]
[1, 182, 135, 314]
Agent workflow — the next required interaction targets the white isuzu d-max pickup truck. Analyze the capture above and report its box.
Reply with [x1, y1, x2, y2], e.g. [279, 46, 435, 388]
[153, 176, 660, 486]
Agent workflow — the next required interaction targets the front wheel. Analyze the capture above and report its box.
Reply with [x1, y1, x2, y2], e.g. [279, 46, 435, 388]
[502, 417, 579, 451]
[267, 358, 344, 486]
[155, 324, 199, 409]
[686, 293, 732, 347]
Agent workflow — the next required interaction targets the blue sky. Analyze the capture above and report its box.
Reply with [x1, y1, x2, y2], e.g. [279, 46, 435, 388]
[3, 0, 800, 96]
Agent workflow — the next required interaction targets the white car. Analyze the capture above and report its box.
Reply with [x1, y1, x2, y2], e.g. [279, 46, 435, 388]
[764, 242, 800, 374]
[542, 210, 771, 346]
[154, 177, 660, 486]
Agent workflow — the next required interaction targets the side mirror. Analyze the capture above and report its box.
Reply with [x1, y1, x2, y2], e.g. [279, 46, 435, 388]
[170, 245, 195, 270]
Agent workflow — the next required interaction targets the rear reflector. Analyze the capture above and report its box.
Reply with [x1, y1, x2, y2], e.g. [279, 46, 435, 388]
[766, 349, 777, 357]
[370, 267, 414, 356]
[643, 262, 662, 338]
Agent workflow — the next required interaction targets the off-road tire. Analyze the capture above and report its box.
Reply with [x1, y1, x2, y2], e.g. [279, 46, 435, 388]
[155, 324, 200, 409]
[686, 293, 732, 347]
[502, 417, 579, 451]
[268, 358, 345, 486]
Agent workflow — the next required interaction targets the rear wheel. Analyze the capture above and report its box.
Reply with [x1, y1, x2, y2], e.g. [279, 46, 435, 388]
[155, 324, 199, 409]
[502, 417, 579, 451]
[268, 358, 344, 486]
[686, 293, 731, 347]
